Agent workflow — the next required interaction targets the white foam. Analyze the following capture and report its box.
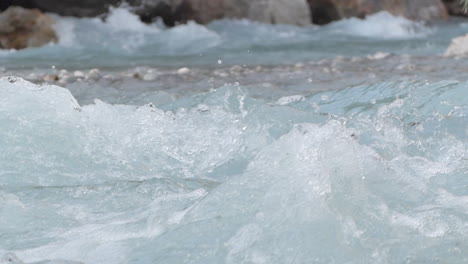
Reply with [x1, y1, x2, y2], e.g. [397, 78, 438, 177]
[275, 95, 305, 105]
[1, 78, 467, 263]
[328, 12, 431, 39]
[105, 7, 159, 33]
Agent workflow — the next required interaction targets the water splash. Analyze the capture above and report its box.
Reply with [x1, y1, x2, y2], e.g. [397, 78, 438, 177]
[0, 77, 466, 263]
[0, 10, 466, 67]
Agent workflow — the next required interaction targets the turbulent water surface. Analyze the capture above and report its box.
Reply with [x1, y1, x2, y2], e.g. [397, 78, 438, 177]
[0, 8, 467, 264]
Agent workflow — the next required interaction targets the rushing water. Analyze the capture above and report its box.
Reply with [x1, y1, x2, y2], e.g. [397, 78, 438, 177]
[0, 8, 467, 68]
[0, 8, 467, 264]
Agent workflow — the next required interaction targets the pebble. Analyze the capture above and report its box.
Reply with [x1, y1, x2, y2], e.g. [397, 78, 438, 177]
[294, 63, 304, 69]
[214, 70, 228, 77]
[43, 74, 59, 82]
[230, 65, 243, 74]
[143, 70, 158, 81]
[367, 52, 390, 60]
[103, 74, 115, 81]
[73, 70, 85, 78]
[58, 69, 70, 83]
[177, 67, 190, 75]
[87, 68, 101, 80]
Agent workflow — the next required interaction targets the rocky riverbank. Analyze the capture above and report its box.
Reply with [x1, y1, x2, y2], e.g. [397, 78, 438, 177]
[0, 0, 461, 27]
[1, 0, 467, 51]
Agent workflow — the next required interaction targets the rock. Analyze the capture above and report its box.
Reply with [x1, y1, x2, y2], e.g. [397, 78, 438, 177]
[19, 0, 307, 26]
[307, 0, 340, 25]
[177, 67, 191, 74]
[43, 74, 59, 82]
[173, 0, 226, 25]
[129, 0, 180, 25]
[443, 0, 468, 17]
[2, 0, 449, 27]
[87, 68, 101, 80]
[73, 71, 85, 78]
[391, 0, 448, 20]
[307, 0, 448, 24]
[445, 34, 468, 56]
[248, 0, 311, 25]
[142, 69, 158, 81]
[0, 6, 58, 50]
[367, 51, 390, 60]
[7, 0, 121, 17]
[173, 0, 311, 25]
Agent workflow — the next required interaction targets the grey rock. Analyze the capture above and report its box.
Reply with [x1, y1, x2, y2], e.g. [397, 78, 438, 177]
[442, 0, 468, 17]
[173, 0, 311, 25]
[21, 0, 120, 17]
[307, 0, 448, 24]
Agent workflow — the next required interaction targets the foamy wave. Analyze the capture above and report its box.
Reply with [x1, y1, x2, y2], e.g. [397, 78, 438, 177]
[1, 9, 466, 67]
[327, 11, 431, 39]
[1, 78, 466, 263]
[51, 7, 220, 54]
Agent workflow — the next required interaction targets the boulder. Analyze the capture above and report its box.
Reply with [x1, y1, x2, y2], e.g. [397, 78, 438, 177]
[0, 6, 58, 50]
[445, 34, 468, 56]
[0, 0, 291, 26]
[1, 0, 121, 17]
[2, 0, 311, 26]
[173, 0, 227, 24]
[173, 0, 311, 26]
[253, 0, 311, 26]
[130, 0, 181, 25]
[443, 0, 468, 17]
[380, 0, 448, 21]
[307, 0, 448, 24]
[1, 0, 450, 27]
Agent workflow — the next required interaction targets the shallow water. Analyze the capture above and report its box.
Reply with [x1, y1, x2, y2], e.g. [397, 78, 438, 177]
[0, 8, 467, 264]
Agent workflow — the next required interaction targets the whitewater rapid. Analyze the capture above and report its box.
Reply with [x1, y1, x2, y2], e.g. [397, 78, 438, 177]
[0, 8, 467, 68]
[0, 76, 467, 263]
[1, 6, 468, 264]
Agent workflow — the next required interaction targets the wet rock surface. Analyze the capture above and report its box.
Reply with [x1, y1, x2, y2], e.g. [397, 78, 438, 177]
[172, 0, 311, 26]
[445, 34, 468, 56]
[0, 0, 311, 26]
[443, 0, 468, 17]
[307, 0, 448, 24]
[0, 0, 121, 17]
[0, 6, 58, 50]
[0, 0, 452, 26]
